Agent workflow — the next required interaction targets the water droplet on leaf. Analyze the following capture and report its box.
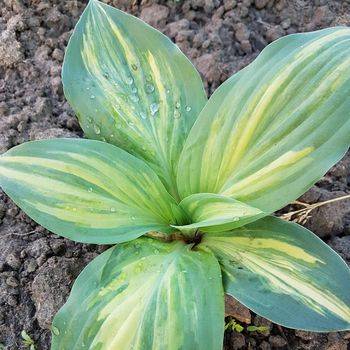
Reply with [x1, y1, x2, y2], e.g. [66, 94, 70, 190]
[52, 326, 60, 336]
[130, 94, 140, 102]
[185, 106, 191, 112]
[150, 103, 159, 116]
[110, 207, 116, 212]
[175, 101, 180, 109]
[126, 76, 134, 85]
[140, 112, 147, 120]
[94, 125, 101, 134]
[145, 83, 155, 94]
[90, 95, 95, 99]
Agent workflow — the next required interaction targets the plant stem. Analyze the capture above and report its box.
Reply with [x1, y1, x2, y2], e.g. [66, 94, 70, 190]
[145, 231, 185, 242]
[280, 194, 350, 221]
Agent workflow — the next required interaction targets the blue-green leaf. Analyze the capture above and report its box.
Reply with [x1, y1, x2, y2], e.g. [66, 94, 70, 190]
[178, 27, 350, 213]
[0, 139, 185, 244]
[203, 216, 350, 331]
[52, 238, 224, 349]
[173, 193, 264, 234]
[62, 0, 207, 199]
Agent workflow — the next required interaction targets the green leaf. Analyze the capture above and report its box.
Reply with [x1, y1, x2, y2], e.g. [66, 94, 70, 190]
[172, 193, 264, 234]
[62, 0, 207, 199]
[178, 27, 350, 212]
[0, 138, 186, 244]
[51, 238, 224, 350]
[21, 330, 32, 343]
[203, 216, 350, 331]
[246, 325, 269, 333]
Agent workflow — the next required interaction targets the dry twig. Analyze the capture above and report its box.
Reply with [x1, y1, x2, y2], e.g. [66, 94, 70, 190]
[279, 194, 350, 224]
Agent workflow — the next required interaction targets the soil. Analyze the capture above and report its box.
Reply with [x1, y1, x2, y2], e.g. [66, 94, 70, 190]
[0, 0, 350, 349]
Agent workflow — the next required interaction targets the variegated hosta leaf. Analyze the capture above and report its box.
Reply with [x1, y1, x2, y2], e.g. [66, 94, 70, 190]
[51, 237, 224, 350]
[173, 193, 264, 234]
[178, 27, 350, 212]
[203, 216, 350, 331]
[62, 0, 207, 199]
[0, 139, 186, 244]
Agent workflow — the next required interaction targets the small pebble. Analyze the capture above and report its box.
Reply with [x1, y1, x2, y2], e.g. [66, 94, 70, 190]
[5, 254, 21, 270]
[6, 276, 19, 287]
[268, 335, 287, 348]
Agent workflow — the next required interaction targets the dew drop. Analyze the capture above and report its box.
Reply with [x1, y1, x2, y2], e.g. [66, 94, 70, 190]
[174, 110, 181, 119]
[103, 71, 109, 79]
[139, 112, 147, 120]
[52, 326, 60, 336]
[131, 63, 138, 71]
[87, 117, 93, 123]
[166, 89, 170, 94]
[86, 86, 90, 91]
[128, 121, 135, 127]
[94, 124, 101, 135]
[146, 74, 152, 82]
[131, 215, 136, 220]
[130, 94, 140, 102]
[87, 187, 93, 193]
[110, 207, 116, 212]
[153, 248, 160, 254]
[145, 83, 155, 94]
[131, 87, 137, 93]
[185, 106, 191, 112]
[125, 76, 134, 85]
[150, 103, 159, 116]
[233, 217, 239, 222]
[175, 101, 181, 109]
[90, 95, 95, 99]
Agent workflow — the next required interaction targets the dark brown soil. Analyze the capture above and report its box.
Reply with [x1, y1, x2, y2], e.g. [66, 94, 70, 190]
[0, 0, 350, 349]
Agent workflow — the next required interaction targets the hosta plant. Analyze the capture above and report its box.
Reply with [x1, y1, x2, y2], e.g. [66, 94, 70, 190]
[1, 1, 350, 348]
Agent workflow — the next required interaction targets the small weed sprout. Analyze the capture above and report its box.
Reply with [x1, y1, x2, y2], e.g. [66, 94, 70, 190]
[21, 330, 35, 350]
